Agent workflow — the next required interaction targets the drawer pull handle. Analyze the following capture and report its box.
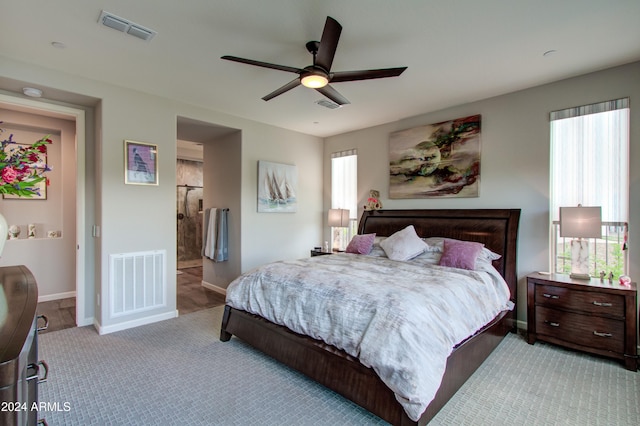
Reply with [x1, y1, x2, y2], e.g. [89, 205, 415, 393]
[26, 363, 40, 382]
[544, 320, 560, 327]
[593, 331, 613, 338]
[38, 360, 49, 383]
[37, 314, 49, 332]
[592, 301, 612, 307]
[543, 293, 559, 299]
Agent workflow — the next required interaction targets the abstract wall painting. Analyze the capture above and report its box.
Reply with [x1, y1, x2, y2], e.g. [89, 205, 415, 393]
[389, 114, 481, 198]
[257, 161, 297, 213]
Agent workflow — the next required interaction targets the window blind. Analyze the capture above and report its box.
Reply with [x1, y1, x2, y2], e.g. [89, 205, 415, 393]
[549, 98, 629, 222]
[550, 97, 629, 121]
[331, 149, 357, 218]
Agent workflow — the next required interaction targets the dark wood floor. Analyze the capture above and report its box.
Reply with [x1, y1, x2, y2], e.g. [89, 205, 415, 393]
[36, 266, 225, 334]
[176, 266, 226, 313]
[36, 296, 76, 334]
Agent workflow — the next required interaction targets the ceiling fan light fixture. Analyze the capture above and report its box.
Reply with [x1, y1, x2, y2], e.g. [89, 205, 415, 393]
[222, 16, 406, 104]
[301, 73, 328, 88]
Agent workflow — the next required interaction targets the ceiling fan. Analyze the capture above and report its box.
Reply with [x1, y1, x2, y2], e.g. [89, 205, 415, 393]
[221, 16, 407, 106]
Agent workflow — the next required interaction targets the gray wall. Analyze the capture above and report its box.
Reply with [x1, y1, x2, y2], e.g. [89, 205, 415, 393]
[202, 130, 242, 289]
[0, 54, 324, 333]
[2, 51, 636, 333]
[324, 61, 640, 328]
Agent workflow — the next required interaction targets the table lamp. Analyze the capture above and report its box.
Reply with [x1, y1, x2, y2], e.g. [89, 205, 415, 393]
[328, 208, 350, 251]
[559, 206, 602, 280]
[328, 208, 350, 227]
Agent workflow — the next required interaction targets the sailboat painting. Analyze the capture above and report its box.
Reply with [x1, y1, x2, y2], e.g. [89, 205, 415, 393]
[257, 161, 298, 213]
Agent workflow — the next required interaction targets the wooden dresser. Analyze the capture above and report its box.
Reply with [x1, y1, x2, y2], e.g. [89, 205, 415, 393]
[0, 265, 48, 425]
[527, 272, 638, 371]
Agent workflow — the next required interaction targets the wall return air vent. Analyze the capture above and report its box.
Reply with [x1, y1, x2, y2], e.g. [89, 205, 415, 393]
[98, 11, 157, 41]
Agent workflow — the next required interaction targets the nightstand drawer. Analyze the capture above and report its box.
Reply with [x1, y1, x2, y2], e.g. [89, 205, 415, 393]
[535, 284, 625, 318]
[535, 306, 625, 353]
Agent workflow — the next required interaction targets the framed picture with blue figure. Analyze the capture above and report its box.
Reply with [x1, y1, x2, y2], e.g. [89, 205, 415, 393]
[124, 140, 158, 185]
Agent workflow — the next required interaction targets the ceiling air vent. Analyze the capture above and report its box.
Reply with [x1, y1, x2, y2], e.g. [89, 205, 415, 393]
[315, 99, 341, 110]
[98, 11, 156, 41]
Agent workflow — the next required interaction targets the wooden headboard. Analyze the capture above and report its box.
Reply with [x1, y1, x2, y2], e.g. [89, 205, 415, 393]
[358, 209, 521, 310]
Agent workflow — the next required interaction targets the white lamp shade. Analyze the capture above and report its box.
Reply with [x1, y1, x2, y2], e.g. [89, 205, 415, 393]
[559, 206, 602, 239]
[328, 208, 350, 227]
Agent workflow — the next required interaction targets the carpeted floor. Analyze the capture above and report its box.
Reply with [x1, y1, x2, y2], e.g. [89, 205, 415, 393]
[38, 307, 639, 425]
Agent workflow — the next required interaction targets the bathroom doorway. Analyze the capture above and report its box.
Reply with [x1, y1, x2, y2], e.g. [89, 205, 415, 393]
[176, 146, 223, 313]
[175, 116, 238, 314]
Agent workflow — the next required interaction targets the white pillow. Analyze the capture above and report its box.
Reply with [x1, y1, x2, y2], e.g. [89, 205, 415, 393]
[379, 225, 428, 261]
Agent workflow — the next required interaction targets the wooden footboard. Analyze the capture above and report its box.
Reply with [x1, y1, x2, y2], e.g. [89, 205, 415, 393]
[221, 305, 510, 425]
[221, 305, 403, 423]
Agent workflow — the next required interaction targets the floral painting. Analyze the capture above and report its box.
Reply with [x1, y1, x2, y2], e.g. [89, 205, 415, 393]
[1, 124, 51, 200]
[258, 161, 297, 213]
[389, 114, 481, 198]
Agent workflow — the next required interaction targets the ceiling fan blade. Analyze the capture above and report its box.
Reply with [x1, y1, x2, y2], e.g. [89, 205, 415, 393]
[221, 55, 304, 74]
[315, 16, 342, 72]
[331, 67, 407, 82]
[262, 78, 302, 101]
[315, 84, 350, 105]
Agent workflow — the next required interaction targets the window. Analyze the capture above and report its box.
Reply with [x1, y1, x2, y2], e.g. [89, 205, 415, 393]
[331, 149, 357, 250]
[550, 98, 629, 277]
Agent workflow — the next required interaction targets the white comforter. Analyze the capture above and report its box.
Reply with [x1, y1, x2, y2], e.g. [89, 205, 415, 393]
[225, 252, 513, 421]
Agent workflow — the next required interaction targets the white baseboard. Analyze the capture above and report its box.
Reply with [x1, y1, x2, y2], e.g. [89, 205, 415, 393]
[201, 280, 227, 296]
[96, 310, 178, 335]
[38, 291, 76, 303]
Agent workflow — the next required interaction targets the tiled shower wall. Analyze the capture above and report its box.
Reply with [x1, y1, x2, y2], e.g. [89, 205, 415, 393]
[176, 159, 203, 264]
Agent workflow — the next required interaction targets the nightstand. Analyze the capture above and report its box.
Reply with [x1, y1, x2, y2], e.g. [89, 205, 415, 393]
[527, 272, 637, 371]
[310, 249, 333, 257]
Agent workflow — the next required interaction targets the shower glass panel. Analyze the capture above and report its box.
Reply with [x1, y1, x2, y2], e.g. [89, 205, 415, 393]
[176, 159, 203, 267]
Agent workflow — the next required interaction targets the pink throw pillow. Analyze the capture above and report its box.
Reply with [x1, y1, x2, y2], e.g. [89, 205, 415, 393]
[345, 233, 376, 254]
[438, 238, 484, 270]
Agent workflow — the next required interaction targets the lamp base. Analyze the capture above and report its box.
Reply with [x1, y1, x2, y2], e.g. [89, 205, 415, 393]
[569, 272, 592, 280]
[570, 239, 592, 281]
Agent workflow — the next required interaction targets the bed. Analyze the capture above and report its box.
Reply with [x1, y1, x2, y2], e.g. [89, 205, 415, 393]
[220, 208, 520, 425]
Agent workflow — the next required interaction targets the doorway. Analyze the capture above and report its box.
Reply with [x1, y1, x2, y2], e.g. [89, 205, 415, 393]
[175, 158, 221, 314]
[175, 118, 232, 314]
[0, 93, 89, 329]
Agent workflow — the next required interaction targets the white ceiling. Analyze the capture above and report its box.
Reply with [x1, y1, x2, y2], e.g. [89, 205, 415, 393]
[1, 0, 639, 138]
